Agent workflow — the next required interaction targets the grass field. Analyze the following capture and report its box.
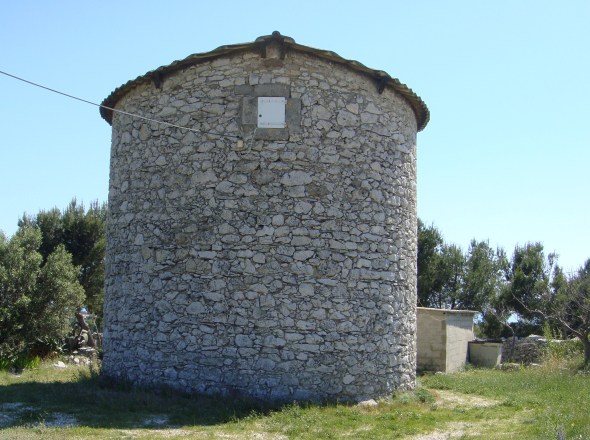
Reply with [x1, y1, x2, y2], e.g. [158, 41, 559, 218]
[0, 359, 588, 439]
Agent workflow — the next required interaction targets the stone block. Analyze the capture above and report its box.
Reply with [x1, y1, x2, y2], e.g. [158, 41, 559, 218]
[253, 83, 291, 97]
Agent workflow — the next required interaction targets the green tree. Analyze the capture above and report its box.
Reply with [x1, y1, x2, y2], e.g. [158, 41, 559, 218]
[504, 242, 557, 333]
[0, 228, 42, 358]
[417, 220, 466, 309]
[480, 242, 568, 339]
[0, 226, 84, 360]
[518, 259, 590, 365]
[415, 223, 589, 345]
[416, 221, 516, 337]
[462, 241, 513, 338]
[31, 245, 86, 352]
[435, 243, 465, 309]
[560, 260, 590, 364]
[462, 240, 502, 310]
[479, 283, 516, 340]
[20, 199, 106, 320]
[417, 219, 444, 307]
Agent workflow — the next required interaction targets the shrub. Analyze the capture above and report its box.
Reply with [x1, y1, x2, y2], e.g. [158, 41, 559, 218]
[415, 387, 435, 404]
[13, 354, 41, 370]
[0, 226, 85, 362]
[0, 357, 11, 371]
[543, 324, 584, 368]
[547, 338, 584, 362]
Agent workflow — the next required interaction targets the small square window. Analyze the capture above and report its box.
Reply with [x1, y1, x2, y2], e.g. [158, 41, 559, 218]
[258, 97, 286, 128]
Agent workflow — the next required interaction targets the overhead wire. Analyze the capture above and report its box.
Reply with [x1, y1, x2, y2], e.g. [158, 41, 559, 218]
[0, 69, 241, 139]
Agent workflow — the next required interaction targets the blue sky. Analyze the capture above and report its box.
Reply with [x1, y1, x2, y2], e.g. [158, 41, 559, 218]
[1, 1, 588, 273]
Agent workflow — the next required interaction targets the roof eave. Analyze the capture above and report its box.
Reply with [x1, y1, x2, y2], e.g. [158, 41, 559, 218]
[100, 32, 429, 131]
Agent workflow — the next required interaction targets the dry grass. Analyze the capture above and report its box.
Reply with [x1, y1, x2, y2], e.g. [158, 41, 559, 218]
[1, 360, 589, 439]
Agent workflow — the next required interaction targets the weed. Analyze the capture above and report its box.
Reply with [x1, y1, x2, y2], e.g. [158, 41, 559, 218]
[543, 323, 585, 368]
[415, 387, 435, 404]
[547, 339, 584, 362]
[14, 355, 41, 371]
[0, 357, 11, 371]
[0, 353, 41, 372]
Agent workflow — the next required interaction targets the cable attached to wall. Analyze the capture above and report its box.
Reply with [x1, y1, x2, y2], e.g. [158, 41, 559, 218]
[0, 69, 242, 140]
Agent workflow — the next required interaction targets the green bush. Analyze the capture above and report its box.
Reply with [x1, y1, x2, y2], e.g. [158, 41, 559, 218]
[13, 354, 41, 370]
[0, 226, 85, 362]
[0, 353, 41, 371]
[0, 356, 11, 371]
[547, 338, 584, 361]
[415, 387, 435, 404]
[542, 324, 584, 368]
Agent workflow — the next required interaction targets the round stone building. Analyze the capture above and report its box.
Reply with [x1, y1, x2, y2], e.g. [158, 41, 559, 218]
[100, 32, 429, 402]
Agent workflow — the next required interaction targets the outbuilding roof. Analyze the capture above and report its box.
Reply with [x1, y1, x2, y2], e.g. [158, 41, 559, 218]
[100, 31, 429, 131]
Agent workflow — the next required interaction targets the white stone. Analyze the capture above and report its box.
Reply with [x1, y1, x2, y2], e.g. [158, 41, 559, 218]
[294, 201, 313, 214]
[155, 156, 167, 166]
[312, 105, 331, 120]
[345, 103, 359, 114]
[343, 374, 355, 385]
[272, 214, 284, 226]
[235, 335, 252, 347]
[280, 171, 312, 186]
[361, 112, 379, 124]
[187, 302, 206, 314]
[158, 107, 177, 117]
[254, 226, 273, 237]
[192, 170, 218, 184]
[311, 309, 326, 319]
[291, 236, 311, 246]
[196, 251, 216, 260]
[139, 124, 150, 141]
[364, 102, 382, 114]
[357, 399, 378, 407]
[203, 291, 224, 302]
[293, 250, 314, 261]
[299, 284, 314, 296]
[337, 110, 358, 126]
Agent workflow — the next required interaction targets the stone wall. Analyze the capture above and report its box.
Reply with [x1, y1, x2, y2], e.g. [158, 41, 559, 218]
[103, 42, 421, 402]
[502, 336, 547, 364]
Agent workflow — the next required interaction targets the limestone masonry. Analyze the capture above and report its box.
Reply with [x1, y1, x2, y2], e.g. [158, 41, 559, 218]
[100, 32, 429, 402]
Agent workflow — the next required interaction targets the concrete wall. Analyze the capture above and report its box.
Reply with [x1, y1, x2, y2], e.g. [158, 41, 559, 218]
[469, 342, 502, 368]
[416, 308, 447, 372]
[102, 38, 422, 402]
[417, 308, 476, 373]
[445, 312, 476, 372]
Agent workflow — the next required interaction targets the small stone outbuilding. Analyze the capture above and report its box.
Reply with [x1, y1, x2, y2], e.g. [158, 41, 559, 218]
[417, 307, 477, 373]
[100, 32, 429, 402]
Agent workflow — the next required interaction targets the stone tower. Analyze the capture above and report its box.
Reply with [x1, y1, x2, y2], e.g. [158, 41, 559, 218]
[100, 32, 429, 402]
